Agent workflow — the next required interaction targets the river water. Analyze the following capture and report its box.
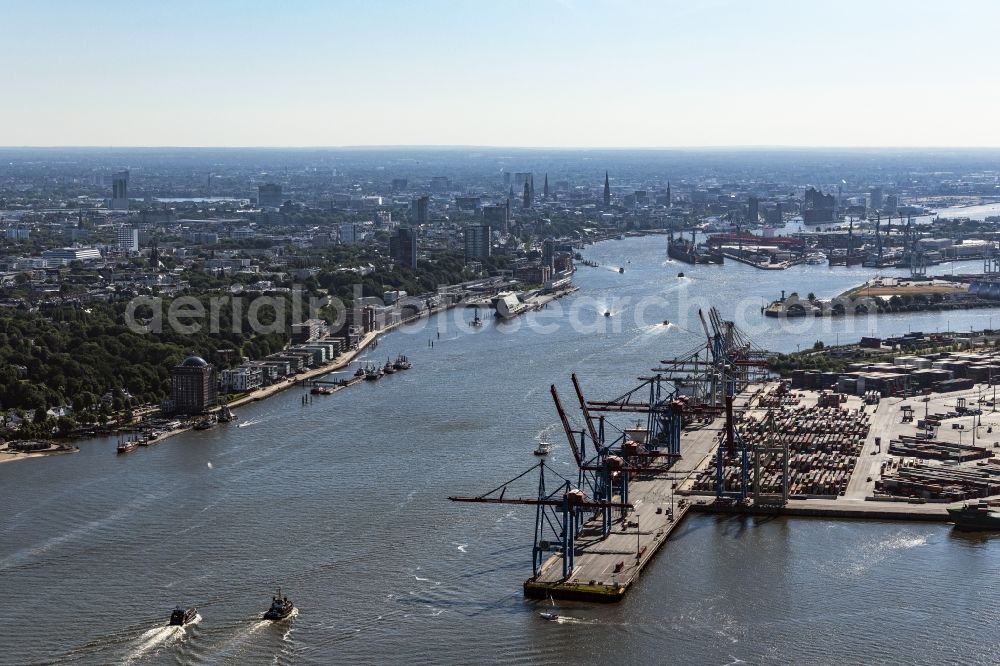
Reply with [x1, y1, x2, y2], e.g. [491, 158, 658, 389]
[2, 237, 999, 665]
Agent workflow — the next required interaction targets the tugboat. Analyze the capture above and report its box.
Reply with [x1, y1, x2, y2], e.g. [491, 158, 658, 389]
[364, 363, 382, 381]
[471, 309, 483, 327]
[533, 441, 552, 456]
[604, 311, 611, 318]
[618, 267, 625, 274]
[948, 500, 1000, 530]
[677, 272, 685, 278]
[383, 358, 396, 375]
[662, 320, 670, 326]
[263, 589, 295, 621]
[393, 354, 412, 370]
[169, 606, 197, 626]
[354, 366, 366, 378]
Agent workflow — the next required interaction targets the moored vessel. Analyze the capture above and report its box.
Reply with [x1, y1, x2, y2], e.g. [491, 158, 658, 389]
[948, 500, 1000, 530]
[117, 440, 138, 455]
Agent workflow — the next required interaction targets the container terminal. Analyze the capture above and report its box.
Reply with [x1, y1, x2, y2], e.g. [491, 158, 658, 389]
[450, 308, 1000, 602]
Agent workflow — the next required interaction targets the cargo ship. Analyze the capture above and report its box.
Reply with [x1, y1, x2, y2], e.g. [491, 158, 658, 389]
[117, 439, 138, 455]
[948, 500, 1000, 530]
[667, 234, 723, 265]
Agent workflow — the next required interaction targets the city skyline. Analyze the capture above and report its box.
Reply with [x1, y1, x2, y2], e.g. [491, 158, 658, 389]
[3, 0, 1000, 148]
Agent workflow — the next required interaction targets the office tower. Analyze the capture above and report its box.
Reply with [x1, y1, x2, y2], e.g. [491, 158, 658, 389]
[110, 170, 129, 210]
[483, 203, 510, 234]
[258, 183, 283, 208]
[748, 196, 759, 224]
[412, 196, 429, 225]
[116, 224, 139, 252]
[870, 187, 883, 210]
[390, 227, 418, 269]
[340, 223, 357, 245]
[464, 224, 492, 262]
[522, 181, 531, 209]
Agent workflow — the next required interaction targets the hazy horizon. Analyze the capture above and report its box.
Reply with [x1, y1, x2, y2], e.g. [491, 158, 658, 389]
[5, 0, 1000, 148]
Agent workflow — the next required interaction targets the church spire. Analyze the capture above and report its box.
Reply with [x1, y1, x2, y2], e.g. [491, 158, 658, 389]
[543, 173, 549, 199]
[603, 171, 611, 207]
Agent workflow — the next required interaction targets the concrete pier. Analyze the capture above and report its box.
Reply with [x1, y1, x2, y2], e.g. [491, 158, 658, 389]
[524, 409, 730, 602]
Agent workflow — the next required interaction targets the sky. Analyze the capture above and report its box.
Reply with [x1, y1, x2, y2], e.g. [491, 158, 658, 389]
[2, 0, 999, 148]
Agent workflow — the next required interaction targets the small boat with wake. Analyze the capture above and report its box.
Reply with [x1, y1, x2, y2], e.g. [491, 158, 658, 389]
[169, 606, 197, 626]
[263, 589, 295, 621]
[533, 441, 552, 456]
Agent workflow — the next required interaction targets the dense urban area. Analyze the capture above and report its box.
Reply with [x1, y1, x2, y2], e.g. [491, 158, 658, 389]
[4, 149, 1000, 442]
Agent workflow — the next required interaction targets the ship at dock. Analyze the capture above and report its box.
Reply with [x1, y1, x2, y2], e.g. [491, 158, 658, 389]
[667, 231, 723, 265]
[948, 500, 1000, 530]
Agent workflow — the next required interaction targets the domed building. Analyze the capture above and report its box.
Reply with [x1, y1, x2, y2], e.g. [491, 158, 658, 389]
[170, 355, 218, 414]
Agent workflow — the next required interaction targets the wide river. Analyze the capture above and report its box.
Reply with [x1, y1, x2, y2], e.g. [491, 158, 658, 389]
[3, 237, 999, 665]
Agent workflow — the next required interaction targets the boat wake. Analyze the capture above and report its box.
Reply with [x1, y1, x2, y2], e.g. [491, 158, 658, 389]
[123, 614, 200, 663]
[237, 418, 263, 428]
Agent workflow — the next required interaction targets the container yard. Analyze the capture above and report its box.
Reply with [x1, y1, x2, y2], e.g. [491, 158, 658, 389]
[450, 310, 1000, 604]
[691, 385, 871, 498]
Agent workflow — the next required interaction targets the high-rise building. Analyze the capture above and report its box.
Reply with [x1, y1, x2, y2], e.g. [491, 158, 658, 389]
[464, 224, 492, 262]
[541, 238, 555, 269]
[870, 187, 883, 210]
[391, 178, 408, 191]
[603, 171, 611, 207]
[389, 227, 418, 269]
[412, 196, 429, 225]
[117, 224, 139, 252]
[483, 203, 510, 235]
[110, 170, 129, 210]
[340, 223, 357, 245]
[258, 183, 283, 208]
[885, 194, 899, 214]
[170, 356, 218, 414]
[748, 196, 759, 224]
[522, 181, 532, 209]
